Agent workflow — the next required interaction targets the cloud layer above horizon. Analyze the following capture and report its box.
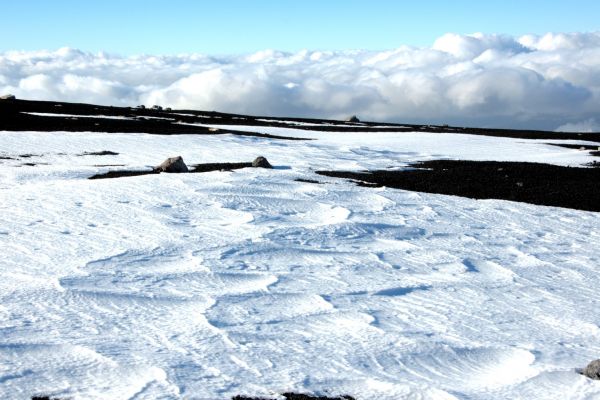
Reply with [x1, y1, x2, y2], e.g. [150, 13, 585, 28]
[2, 32, 600, 131]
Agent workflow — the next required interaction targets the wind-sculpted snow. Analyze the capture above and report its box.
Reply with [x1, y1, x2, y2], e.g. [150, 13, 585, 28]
[2, 32, 600, 130]
[1, 128, 600, 399]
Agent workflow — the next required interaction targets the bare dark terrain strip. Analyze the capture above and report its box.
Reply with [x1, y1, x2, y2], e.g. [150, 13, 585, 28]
[88, 169, 159, 179]
[88, 162, 254, 179]
[0, 99, 308, 140]
[317, 160, 600, 212]
[32, 394, 355, 400]
[190, 162, 252, 172]
[2, 98, 600, 142]
[232, 393, 355, 400]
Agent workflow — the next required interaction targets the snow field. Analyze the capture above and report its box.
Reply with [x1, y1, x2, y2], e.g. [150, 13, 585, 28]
[1, 129, 599, 399]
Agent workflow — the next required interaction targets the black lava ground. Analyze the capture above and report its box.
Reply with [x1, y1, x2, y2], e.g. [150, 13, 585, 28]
[31, 393, 355, 400]
[2, 98, 600, 143]
[0, 99, 308, 140]
[546, 143, 599, 151]
[295, 178, 323, 184]
[317, 160, 600, 212]
[232, 393, 355, 400]
[88, 169, 160, 179]
[77, 150, 119, 156]
[88, 162, 254, 179]
[191, 162, 252, 172]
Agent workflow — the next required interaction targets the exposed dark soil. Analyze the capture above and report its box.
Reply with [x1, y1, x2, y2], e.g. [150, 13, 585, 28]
[0, 99, 308, 141]
[317, 160, 600, 212]
[191, 162, 252, 172]
[31, 394, 355, 400]
[88, 169, 159, 180]
[88, 162, 256, 179]
[232, 393, 355, 400]
[78, 150, 119, 156]
[545, 143, 600, 158]
[2, 98, 600, 143]
[295, 178, 323, 184]
[31, 397, 62, 400]
[546, 143, 599, 151]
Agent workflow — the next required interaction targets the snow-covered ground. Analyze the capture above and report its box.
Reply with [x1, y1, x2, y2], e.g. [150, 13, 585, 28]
[1, 128, 599, 399]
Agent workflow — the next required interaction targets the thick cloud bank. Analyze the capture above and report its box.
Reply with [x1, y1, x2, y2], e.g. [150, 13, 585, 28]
[2, 32, 600, 130]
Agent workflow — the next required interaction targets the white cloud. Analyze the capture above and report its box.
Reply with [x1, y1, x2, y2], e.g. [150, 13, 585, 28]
[2, 34, 600, 130]
[556, 118, 600, 133]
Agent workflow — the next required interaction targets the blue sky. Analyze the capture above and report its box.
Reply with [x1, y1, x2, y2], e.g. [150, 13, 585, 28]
[2, 0, 600, 54]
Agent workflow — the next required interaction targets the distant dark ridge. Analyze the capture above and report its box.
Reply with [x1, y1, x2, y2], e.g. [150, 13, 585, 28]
[317, 160, 600, 212]
[2, 98, 600, 142]
[0, 99, 308, 140]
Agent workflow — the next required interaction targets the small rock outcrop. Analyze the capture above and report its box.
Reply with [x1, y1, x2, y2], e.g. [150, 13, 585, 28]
[347, 115, 360, 123]
[155, 156, 189, 173]
[252, 156, 273, 169]
[0, 94, 15, 100]
[582, 359, 600, 380]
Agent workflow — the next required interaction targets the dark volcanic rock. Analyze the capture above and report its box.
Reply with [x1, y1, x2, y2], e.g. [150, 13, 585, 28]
[586, 161, 600, 168]
[89, 170, 159, 180]
[155, 156, 189, 173]
[2, 98, 600, 143]
[0, 99, 308, 140]
[233, 393, 355, 400]
[582, 359, 600, 380]
[317, 160, 600, 212]
[78, 150, 119, 156]
[191, 162, 251, 173]
[346, 115, 360, 123]
[90, 161, 257, 180]
[252, 156, 273, 168]
[295, 178, 322, 184]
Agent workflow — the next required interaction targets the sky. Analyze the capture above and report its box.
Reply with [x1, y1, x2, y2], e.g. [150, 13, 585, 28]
[1, 1, 600, 131]
[3, 0, 600, 54]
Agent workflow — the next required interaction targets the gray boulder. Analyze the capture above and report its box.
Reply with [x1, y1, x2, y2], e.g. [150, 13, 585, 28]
[0, 94, 15, 100]
[347, 115, 360, 123]
[252, 156, 273, 169]
[155, 156, 189, 173]
[582, 359, 600, 380]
